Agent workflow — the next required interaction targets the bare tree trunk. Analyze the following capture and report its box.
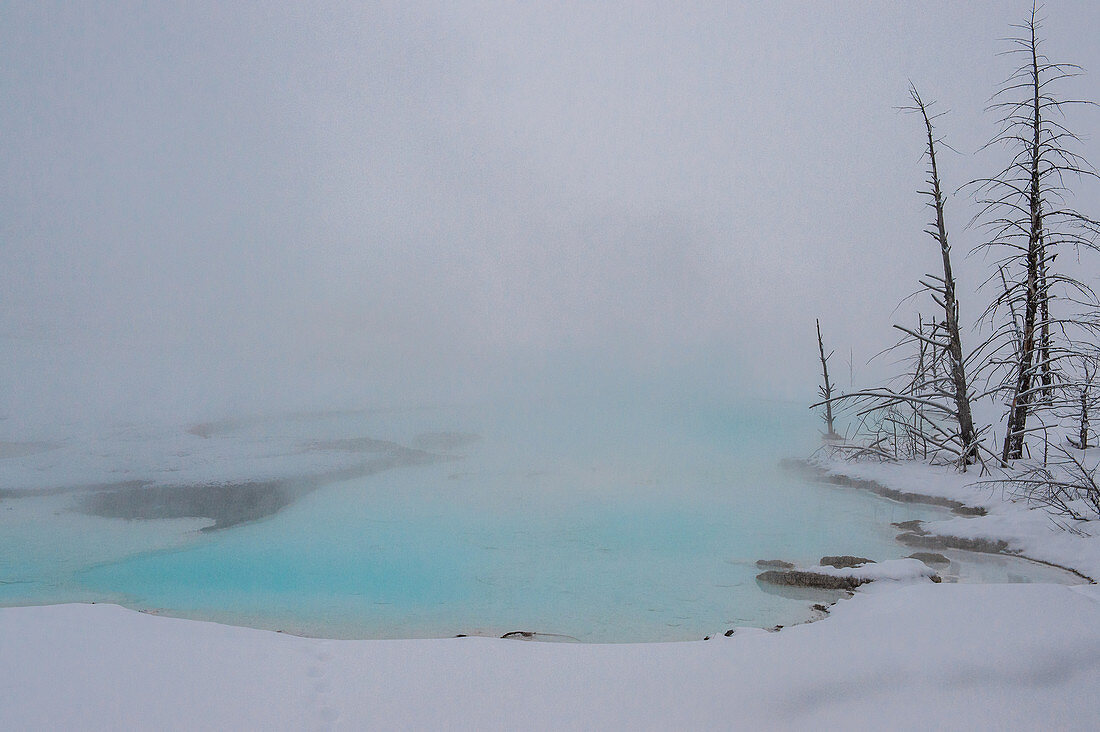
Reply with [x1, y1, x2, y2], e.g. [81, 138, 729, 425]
[1078, 360, 1094, 450]
[1003, 265, 1039, 462]
[1038, 235, 1053, 401]
[817, 318, 839, 439]
[1002, 21, 1044, 463]
[1080, 387, 1089, 449]
[912, 87, 979, 465]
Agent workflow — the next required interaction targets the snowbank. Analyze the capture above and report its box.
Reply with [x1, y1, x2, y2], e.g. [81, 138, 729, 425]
[2, 585, 1099, 730]
[808, 556, 938, 582]
[757, 557, 941, 591]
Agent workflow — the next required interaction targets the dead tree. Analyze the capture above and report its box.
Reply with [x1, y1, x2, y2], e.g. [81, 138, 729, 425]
[1062, 355, 1098, 450]
[968, 4, 1100, 462]
[1073, 359, 1095, 449]
[816, 319, 840, 440]
[811, 89, 991, 470]
[813, 315, 994, 468]
[903, 85, 980, 464]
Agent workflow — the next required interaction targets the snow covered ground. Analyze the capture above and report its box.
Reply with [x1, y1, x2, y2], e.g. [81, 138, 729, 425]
[2, 583, 1098, 730]
[2, 459, 1100, 730]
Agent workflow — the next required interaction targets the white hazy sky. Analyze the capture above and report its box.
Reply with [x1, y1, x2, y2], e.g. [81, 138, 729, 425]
[2, 1, 1099, 427]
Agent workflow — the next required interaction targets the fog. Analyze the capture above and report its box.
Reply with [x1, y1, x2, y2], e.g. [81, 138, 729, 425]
[3, 1, 1099, 431]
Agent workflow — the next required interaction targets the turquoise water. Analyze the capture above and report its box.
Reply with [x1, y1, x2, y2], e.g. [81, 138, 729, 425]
[0, 397, 1054, 641]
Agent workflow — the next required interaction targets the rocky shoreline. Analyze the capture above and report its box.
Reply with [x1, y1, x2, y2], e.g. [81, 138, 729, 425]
[779, 458, 986, 515]
[783, 457, 1097, 584]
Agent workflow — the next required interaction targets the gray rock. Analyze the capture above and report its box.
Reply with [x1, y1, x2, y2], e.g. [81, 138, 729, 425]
[756, 570, 867, 591]
[78, 446, 443, 531]
[908, 552, 950, 566]
[820, 555, 875, 569]
[785, 460, 986, 516]
[500, 631, 581, 643]
[897, 532, 1009, 554]
[755, 559, 795, 570]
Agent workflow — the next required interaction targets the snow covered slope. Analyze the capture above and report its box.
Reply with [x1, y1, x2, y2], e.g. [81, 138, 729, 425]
[2, 583, 1099, 730]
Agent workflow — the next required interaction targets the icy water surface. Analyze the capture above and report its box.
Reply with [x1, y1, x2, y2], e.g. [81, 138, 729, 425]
[0, 398, 1081, 641]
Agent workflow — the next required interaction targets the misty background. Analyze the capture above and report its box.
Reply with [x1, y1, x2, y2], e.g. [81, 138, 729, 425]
[3, 1, 1099, 434]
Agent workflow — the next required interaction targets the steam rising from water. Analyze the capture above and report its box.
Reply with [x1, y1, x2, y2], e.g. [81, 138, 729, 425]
[3, 3, 1098, 432]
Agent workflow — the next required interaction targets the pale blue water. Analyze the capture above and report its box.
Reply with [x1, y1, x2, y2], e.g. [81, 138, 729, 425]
[0, 396, 1073, 641]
